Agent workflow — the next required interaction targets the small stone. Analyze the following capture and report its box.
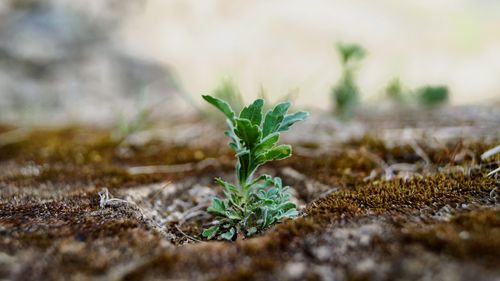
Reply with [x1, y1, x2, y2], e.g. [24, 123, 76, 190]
[313, 265, 338, 281]
[355, 258, 376, 273]
[312, 246, 331, 262]
[359, 234, 371, 246]
[285, 262, 306, 279]
[490, 187, 498, 204]
[459, 231, 470, 240]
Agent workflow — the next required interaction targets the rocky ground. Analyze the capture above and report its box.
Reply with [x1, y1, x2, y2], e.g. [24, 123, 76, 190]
[0, 107, 499, 281]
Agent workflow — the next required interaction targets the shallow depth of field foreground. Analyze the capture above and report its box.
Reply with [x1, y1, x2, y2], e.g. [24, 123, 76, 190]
[0, 1, 499, 281]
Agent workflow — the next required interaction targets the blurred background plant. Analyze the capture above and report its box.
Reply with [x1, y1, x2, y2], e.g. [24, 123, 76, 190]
[385, 78, 406, 102]
[331, 42, 365, 120]
[384, 77, 450, 108]
[112, 87, 155, 144]
[206, 78, 299, 121]
[415, 85, 449, 107]
[212, 77, 245, 113]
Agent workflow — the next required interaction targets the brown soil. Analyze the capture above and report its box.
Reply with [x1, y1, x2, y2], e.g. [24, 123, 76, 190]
[0, 111, 499, 281]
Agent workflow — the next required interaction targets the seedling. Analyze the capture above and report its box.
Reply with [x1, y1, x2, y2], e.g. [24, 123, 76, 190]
[385, 78, 405, 101]
[332, 42, 365, 120]
[415, 85, 449, 107]
[201, 95, 308, 240]
[113, 88, 154, 144]
[383, 78, 450, 108]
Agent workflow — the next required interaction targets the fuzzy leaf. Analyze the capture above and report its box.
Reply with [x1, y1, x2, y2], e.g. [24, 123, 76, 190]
[225, 209, 243, 220]
[240, 99, 264, 126]
[221, 227, 236, 241]
[216, 178, 242, 206]
[278, 208, 299, 219]
[228, 142, 238, 151]
[272, 177, 282, 188]
[256, 145, 292, 164]
[246, 227, 257, 236]
[234, 118, 261, 149]
[207, 198, 226, 216]
[262, 102, 291, 137]
[277, 201, 296, 211]
[203, 95, 235, 122]
[202, 225, 220, 239]
[236, 151, 251, 185]
[255, 132, 279, 155]
[278, 111, 309, 132]
[260, 208, 268, 227]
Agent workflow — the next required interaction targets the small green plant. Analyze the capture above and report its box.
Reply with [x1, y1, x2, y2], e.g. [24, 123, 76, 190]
[382, 77, 450, 108]
[113, 89, 153, 144]
[415, 85, 449, 107]
[332, 42, 366, 120]
[201, 95, 308, 240]
[212, 77, 245, 113]
[385, 78, 405, 101]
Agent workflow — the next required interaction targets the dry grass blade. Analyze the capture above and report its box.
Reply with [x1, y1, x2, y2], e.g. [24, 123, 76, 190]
[481, 145, 500, 160]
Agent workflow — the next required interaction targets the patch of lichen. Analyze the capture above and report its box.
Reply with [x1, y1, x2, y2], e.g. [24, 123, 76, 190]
[276, 135, 495, 189]
[1, 125, 499, 280]
[1, 163, 169, 189]
[308, 173, 495, 218]
[0, 124, 16, 135]
[61, 170, 496, 281]
[0, 195, 144, 251]
[0, 126, 115, 163]
[116, 139, 233, 166]
[276, 149, 378, 188]
[0, 126, 234, 189]
[9, 228, 168, 280]
[167, 144, 497, 274]
[402, 208, 500, 268]
[0, 126, 232, 166]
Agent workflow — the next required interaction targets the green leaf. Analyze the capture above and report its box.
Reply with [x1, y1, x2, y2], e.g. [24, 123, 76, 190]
[278, 111, 309, 132]
[278, 208, 299, 219]
[262, 102, 291, 137]
[216, 178, 242, 206]
[240, 99, 264, 126]
[228, 142, 238, 151]
[236, 151, 251, 185]
[260, 208, 268, 227]
[256, 145, 292, 165]
[277, 202, 296, 211]
[337, 42, 365, 65]
[215, 178, 238, 193]
[272, 177, 282, 188]
[202, 95, 235, 122]
[221, 227, 236, 240]
[224, 130, 237, 142]
[207, 198, 226, 216]
[225, 209, 243, 220]
[234, 118, 261, 149]
[202, 225, 220, 239]
[255, 133, 279, 154]
[246, 227, 257, 236]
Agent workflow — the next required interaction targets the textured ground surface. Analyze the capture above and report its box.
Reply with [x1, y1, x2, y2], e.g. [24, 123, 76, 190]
[0, 107, 499, 281]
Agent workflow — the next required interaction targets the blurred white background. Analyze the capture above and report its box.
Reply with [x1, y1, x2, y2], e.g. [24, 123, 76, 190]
[119, 0, 500, 108]
[1, 0, 499, 124]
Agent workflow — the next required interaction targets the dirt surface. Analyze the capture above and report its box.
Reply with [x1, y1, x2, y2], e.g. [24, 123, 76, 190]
[0, 107, 499, 281]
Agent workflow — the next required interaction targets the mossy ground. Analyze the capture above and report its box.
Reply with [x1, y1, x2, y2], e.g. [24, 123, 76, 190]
[0, 117, 498, 281]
